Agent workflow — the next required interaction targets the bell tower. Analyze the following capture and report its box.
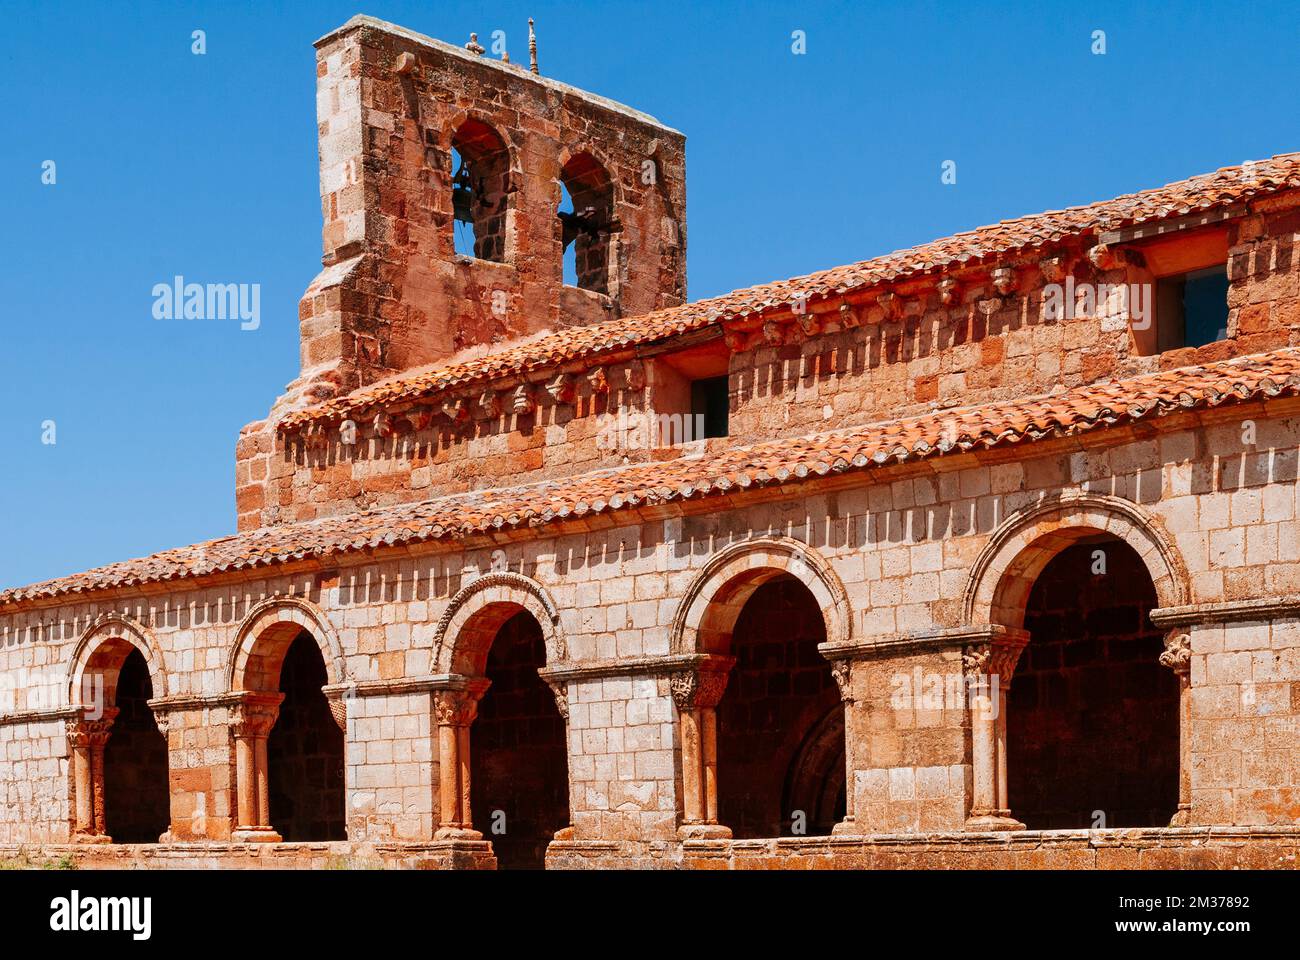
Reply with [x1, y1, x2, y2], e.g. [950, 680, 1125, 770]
[293, 14, 687, 406]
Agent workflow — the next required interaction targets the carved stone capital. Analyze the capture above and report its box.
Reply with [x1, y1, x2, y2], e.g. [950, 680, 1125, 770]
[830, 660, 853, 703]
[1159, 632, 1192, 676]
[433, 679, 490, 727]
[961, 632, 1028, 684]
[151, 709, 170, 738]
[546, 680, 569, 720]
[68, 707, 119, 750]
[326, 696, 347, 731]
[65, 719, 89, 749]
[64, 712, 120, 749]
[230, 694, 284, 740]
[668, 658, 733, 711]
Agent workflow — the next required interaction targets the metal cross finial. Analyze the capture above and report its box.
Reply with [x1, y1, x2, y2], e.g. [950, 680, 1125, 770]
[528, 19, 539, 74]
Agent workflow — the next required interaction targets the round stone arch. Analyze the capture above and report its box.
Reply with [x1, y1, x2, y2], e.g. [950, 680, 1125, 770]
[228, 597, 346, 694]
[963, 493, 1190, 630]
[432, 572, 564, 676]
[68, 613, 168, 708]
[670, 536, 853, 656]
[556, 143, 622, 207]
[442, 112, 519, 189]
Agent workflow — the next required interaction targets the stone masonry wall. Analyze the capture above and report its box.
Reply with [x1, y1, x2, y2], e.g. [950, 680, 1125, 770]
[235, 192, 1299, 532]
[6, 406, 1300, 854]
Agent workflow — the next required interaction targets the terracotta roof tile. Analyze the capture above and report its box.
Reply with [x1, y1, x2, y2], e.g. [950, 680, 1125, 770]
[7, 347, 1300, 608]
[280, 153, 1300, 430]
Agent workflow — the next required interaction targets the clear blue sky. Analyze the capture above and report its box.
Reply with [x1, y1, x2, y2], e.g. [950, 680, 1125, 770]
[1, 0, 1296, 590]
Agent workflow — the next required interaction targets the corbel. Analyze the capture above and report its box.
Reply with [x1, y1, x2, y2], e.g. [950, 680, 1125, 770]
[877, 291, 904, 321]
[477, 387, 502, 418]
[339, 419, 358, 446]
[625, 360, 646, 392]
[510, 384, 536, 415]
[1039, 255, 1068, 283]
[991, 266, 1018, 296]
[545, 372, 576, 405]
[438, 396, 467, 423]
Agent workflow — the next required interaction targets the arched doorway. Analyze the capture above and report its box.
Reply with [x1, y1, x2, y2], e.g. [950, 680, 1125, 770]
[101, 648, 169, 842]
[266, 631, 345, 841]
[1006, 535, 1179, 828]
[68, 629, 170, 844]
[468, 609, 568, 869]
[229, 608, 346, 843]
[715, 575, 843, 838]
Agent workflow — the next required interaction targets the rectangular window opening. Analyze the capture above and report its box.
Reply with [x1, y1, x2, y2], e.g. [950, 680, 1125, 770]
[690, 376, 730, 440]
[1157, 263, 1229, 352]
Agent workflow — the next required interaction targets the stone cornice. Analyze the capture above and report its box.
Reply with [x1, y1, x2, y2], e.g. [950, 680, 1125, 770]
[819, 624, 1029, 663]
[538, 653, 732, 685]
[1150, 595, 1300, 627]
[0, 705, 80, 727]
[321, 674, 473, 700]
[147, 693, 246, 713]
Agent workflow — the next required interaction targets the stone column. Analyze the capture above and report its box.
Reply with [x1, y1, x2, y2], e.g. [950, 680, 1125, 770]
[230, 693, 284, 842]
[67, 709, 118, 843]
[829, 660, 857, 834]
[432, 679, 490, 839]
[670, 658, 733, 840]
[149, 708, 176, 843]
[963, 631, 1028, 831]
[545, 679, 575, 841]
[1159, 632, 1192, 826]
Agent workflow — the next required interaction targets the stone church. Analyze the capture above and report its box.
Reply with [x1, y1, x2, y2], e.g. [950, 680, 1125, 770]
[2, 14, 1298, 869]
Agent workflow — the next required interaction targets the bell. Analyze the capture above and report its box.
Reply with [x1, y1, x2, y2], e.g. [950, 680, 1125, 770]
[452, 158, 475, 224]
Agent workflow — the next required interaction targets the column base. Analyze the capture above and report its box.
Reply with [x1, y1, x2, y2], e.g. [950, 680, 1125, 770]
[678, 822, 733, 840]
[964, 812, 1025, 832]
[232, 826, 283, 843]
[1168, 804, 1192, 827]
[72, 832, 113, 845]
[434, 826, 483, 841]
[831, 817, 860, 836]
[553, 825, 575, 841]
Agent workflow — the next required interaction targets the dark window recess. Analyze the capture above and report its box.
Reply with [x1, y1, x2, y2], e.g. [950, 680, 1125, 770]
[690, 376, 729, 440]
[1157, 264, 1229, 351]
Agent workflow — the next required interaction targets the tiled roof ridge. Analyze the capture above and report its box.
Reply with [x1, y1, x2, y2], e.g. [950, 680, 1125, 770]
[278, 152, 1300, 431]
[7, 346, 1300, 608]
